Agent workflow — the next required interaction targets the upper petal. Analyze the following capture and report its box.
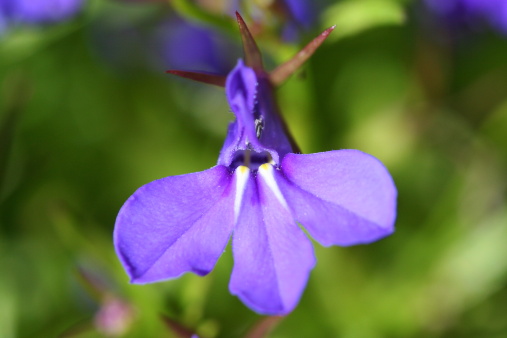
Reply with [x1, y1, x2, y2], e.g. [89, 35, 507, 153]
[218, 60, 258, 166]
[114, 165, 235, 283]
[218, 60, 294, 167]
[279, 150, 397, 246]
[229, 164, 315, 315]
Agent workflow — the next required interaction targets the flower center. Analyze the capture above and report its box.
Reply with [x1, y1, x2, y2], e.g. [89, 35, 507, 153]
[230, 149, 274, 171]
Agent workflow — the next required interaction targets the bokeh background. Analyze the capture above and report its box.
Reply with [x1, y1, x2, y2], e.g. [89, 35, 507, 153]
[1, 0, 507, 337]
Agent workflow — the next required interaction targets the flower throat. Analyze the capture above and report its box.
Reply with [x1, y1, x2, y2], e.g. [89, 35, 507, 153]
[230, 149, 273, 172]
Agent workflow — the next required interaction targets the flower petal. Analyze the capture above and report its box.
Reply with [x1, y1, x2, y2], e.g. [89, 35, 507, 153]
[114, 166, 235, 283]
[218, 60, 295, 167]
[229, 165, 315, 315]
[279, 150, 397, 246]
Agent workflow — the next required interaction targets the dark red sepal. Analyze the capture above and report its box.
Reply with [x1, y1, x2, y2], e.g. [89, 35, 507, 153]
[235, 12, 264, 72]
[270, 25, 336, 85]
[166, 70, 226, 87]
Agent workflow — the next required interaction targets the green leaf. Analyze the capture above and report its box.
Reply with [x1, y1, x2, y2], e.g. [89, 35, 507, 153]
[323, 0, 406, 40]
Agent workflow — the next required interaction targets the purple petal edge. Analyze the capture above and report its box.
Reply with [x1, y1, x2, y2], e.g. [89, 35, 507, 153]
[229, 168, 315, 315]
[279, 150, 397, 246]
[114, 166, 234, 283]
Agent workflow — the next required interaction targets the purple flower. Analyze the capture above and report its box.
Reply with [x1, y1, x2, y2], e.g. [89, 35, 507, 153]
[277, 0, 320, 41]
[283, 0, 317, 29]
[2, 0, 83, 25]
[0, 6, 7, 33]
[91, 6, 238, 75]
[424, 0, 507, 34]
[114, 16, 397, 315]
[153, 17, 238, 74]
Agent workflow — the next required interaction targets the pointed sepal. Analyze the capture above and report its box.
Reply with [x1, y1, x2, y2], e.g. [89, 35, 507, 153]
[166, 70, 226, 87]
[270, 25, 336, 86]
[235, 12, 264, 71]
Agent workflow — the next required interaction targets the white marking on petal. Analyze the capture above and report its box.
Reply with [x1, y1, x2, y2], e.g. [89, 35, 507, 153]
[234, 166, 250, 224]
[258, 163, 289, 210]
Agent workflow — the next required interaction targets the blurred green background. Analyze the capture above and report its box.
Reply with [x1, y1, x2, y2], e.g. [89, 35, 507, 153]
[1, 0, 507, 337]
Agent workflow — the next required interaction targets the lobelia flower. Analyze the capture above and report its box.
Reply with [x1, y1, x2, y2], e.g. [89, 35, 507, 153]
[153, 16, 239, 74]
[0, 6, 6, 34]
[424, 0, 507, 34]
[278, 0, 324, 40]
[2, 0, 83, 25]
[90, 7, 238, 75]
[114, 13, 397, 315]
